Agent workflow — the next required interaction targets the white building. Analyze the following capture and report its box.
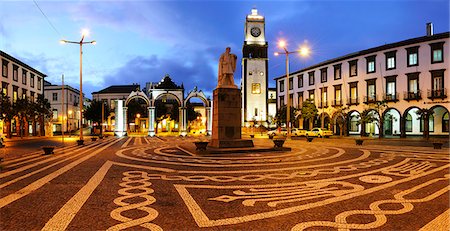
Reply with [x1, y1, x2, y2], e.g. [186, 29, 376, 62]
[241, 8, 269, 127]
[275, 26, 449, 137]
[43, 80, 82, 134]
[1, 50, 46, 136]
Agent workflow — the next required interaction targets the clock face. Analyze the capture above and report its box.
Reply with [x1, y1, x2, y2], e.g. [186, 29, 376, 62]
[250, 27, 261, 37]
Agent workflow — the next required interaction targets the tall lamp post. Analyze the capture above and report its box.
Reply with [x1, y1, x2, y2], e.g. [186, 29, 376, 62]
[61, 29, 96, 144]
[275, 40, 310, 139]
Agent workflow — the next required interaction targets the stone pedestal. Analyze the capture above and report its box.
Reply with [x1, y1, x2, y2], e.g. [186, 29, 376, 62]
[210, 88, 253, 148]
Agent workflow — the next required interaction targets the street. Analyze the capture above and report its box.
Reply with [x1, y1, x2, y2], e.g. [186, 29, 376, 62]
[0, 136, 449, 230]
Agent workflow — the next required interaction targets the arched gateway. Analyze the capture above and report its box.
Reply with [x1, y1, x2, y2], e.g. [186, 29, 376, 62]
[114, 75, 211, 137]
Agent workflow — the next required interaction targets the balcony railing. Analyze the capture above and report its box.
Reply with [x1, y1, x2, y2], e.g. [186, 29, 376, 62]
[318, 101, 328, 108]
[404, 90, 422, 101]
[348, 97, 359, 105]
[383, 93, 399, 102]
[427, 88, 447, 99]
[331, 99, 343, 107]
[364, 95, 377, 104]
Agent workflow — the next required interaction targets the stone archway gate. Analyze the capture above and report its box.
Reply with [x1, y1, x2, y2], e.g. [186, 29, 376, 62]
[114, 88, 211, 137]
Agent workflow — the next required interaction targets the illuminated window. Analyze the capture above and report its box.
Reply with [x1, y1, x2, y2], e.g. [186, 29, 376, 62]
[366, 55, 376, 73]
[2, 82, 8, 95]
[252, 83, 261, 94]
[430, 42, 444, 64]
[22, 89, 27, 99]
[406, 46, 419, 67]
[385, 51, 396, 70]
[13, 86, 18, 102]
[53, 109, 58, 120]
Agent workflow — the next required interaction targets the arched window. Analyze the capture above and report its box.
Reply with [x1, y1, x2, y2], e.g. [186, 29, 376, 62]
[443, 112, 449, 132]
[405, 113, 412, 132]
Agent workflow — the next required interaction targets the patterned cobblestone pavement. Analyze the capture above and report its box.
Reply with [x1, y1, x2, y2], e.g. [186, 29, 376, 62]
[0, 136, 448, 230]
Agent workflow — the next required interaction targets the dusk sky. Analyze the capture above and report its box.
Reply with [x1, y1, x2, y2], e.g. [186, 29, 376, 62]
[1, 0, 448, 99]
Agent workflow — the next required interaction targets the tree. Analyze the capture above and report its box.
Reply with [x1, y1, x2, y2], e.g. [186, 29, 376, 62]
[274, 105, 297, 127]
[186, 102, 201, 122]
[416, 108, 434, 140]
[334, 106, 350, 136]
[13, 98, 30, 138]
[36, 94, 52, 136]
[0, 93, 14, 138]
[354, 100, 388, 138]
[84, 100, 111, 125]
[300, 99, 318, 129]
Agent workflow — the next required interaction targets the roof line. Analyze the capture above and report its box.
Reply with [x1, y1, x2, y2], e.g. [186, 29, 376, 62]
[0, 50, 47, 77]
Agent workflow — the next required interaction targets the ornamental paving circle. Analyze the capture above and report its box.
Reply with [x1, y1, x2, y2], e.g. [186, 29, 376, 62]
[0, 136, 448, 230]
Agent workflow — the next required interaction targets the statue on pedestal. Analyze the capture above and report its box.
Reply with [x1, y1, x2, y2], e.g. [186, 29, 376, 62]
[217, 47, 237, 88]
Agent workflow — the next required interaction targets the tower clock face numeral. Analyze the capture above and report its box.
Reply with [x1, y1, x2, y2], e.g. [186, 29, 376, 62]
[250, 27, 261, 37]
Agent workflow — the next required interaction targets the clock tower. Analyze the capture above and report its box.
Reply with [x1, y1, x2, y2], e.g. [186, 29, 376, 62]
[241, 8, 268, 126]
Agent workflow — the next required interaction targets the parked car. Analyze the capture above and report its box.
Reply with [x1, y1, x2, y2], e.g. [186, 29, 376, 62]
[291, 128, 307, 137]
[267, 128, 287, 138]
[305, 128, 333, 138]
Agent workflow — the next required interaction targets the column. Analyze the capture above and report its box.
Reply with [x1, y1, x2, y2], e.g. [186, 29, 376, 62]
[179, 107, 187, 136]
[206, 106, 212, 135]
[400, 115, 406, 138]
[148, 106, 155, 136]
[123, 107, 128, 136]
[114, 100, 125, 137]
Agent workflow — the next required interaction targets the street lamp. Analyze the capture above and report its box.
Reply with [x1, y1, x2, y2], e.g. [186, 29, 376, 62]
[60, 29, 96, 144]
[274, 40, 310, 139]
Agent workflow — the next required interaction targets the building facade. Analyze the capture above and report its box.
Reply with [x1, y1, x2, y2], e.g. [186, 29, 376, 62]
[241, 8, 269, 127]
[275, 29, 449, 137]
[43, 80, 82, 134]
[1, 50, 46, 136]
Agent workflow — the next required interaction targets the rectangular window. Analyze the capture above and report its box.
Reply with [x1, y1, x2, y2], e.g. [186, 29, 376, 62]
[366, 55, 376, 73]
[279, 80, 284, 92]
[13, 65, 18, 81]
[366, 79, 376, 102]
[349, 82, 358, 104]
[334, 64, 341, 80]
[385, 75, 397, 101]
[252, 83, 261, 94]
[298, 92, 304, 108]
[2, 59, 8, 77]
[279, 96, 285, 106]
[430, 42, 444, 64]
[334, 85, 342, 106]
[320, 68, 327, 83]
[406, 72, 420, 100]
[289, 77, 293, 90]
[22, 69, 27, 85]
[385, 51, 396, 70]
[30, 91, 35, 102]
[297, 74, 303, 88]
[321, 87, 327, 107]
[30, 74, 35, 88]
[37, 77, 42, 90]
[53, 109, 58, 120]
[13, 86, 18, 102]
[2, 82, 8, 96]
[308, 71, 315, 85]
[255, 108, 258, 117]
[22, 89, 27, 99]
[53, 92, 58, 101]
[349, 60, 357, 77]
[406, 46, 419, 67]
[289, 94, 293, 106]
[308, 89, 315, 100]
